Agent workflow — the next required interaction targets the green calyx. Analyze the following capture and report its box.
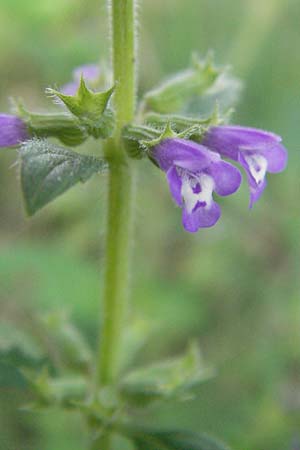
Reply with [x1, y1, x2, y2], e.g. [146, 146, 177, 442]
[144, 102, 225, 130]
[122, 104, 225, 159]
[122, 122, 177, 159]
[142, 54, 219, 114]
[47, 77, 115, 139]
[15, 101, 87, 146]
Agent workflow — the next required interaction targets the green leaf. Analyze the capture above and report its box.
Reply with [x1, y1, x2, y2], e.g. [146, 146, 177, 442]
[0, 321, 44, 388]
[119, 343, 213, 407]
[124, 427, 231, 450]
[22, 368, 88, 410]
[40, 312, 92, 374]
[20, 139, 108, 215]
[0, 321, 43, 362]
[0, 361, 27, 389]
[143, 54, 219, 114]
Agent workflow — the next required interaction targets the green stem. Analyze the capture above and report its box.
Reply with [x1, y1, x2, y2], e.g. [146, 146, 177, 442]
[93, 1, 137, 449]
[111, 0, 136, 131]
[98, 152, 135, 386]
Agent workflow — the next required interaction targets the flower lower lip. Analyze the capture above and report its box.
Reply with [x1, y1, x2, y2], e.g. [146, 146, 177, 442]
[153, 138, 242, 231]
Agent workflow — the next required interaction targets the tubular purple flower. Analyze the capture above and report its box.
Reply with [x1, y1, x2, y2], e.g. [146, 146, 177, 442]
[151, 138, 242, 232]
[61, 64, 101, 95]
[202, 125, 288, 207]
[0, 114, 29, 148]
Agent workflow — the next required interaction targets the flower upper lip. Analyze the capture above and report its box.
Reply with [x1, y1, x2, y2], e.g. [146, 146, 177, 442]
[152, 138, 220, 173]
[201, 125, 287, 208]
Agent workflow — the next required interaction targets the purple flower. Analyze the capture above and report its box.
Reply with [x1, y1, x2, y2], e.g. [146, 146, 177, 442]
[0, 114, 29, 147]
[202, 125, 288, 207]
[61, 64, 101, 95]
[152, 138, 242, 232]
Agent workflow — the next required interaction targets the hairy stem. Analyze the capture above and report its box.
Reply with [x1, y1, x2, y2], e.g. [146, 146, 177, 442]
[111, 0, 136, 131]
[94, 1, 137, 448]
[98, 151, 135, 387]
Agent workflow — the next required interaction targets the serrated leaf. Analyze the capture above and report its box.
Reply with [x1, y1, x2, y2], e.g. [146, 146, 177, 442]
[125, 427, 231, 450]
[119, 343, 213, 407]
[20, 139, 108, 215]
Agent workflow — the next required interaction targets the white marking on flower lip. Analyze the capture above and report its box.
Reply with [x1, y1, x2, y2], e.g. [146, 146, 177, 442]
[181, 173, 214, 213]
[244, 153, 268, 185]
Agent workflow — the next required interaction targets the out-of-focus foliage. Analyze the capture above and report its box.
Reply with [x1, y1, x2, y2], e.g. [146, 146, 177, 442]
[0, 0, 300, 449]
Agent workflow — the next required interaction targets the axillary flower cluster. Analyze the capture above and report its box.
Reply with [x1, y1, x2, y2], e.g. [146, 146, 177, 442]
[152, 126, 287, 232]
[0, 60, 287, 232]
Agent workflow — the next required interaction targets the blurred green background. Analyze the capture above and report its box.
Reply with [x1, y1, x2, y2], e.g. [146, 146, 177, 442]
[0, 0, 299, 449]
